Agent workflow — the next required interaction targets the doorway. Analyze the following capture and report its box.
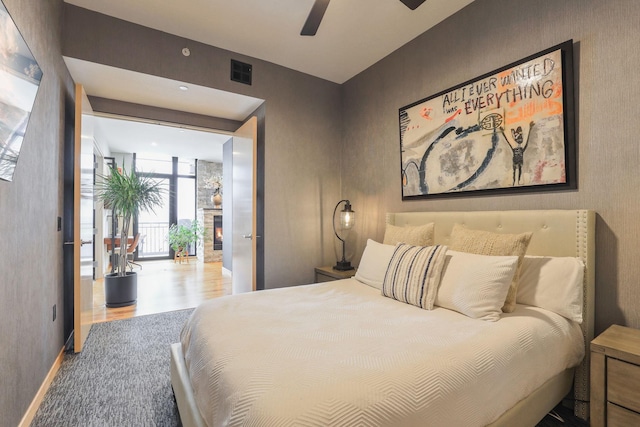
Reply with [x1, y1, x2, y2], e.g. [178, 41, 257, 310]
[89, 112, 264, 319]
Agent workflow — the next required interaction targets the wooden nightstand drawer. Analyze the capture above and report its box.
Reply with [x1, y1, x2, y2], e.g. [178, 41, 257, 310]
[607, 402, 640, 427]
[316, 272, 337, 282]
[591, 325, 640, 426]
[608, 358, 640, 413]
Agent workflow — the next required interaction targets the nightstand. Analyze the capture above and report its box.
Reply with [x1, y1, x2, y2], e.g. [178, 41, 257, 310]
[591, 325, 640, 426]
[314, 266, 356, 282]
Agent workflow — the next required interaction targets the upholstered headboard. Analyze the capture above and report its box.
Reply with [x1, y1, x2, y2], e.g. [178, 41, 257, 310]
[386, 210, 595, 419]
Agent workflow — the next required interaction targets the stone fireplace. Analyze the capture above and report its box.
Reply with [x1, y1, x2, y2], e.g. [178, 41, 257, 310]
[198, 208, 222, 262]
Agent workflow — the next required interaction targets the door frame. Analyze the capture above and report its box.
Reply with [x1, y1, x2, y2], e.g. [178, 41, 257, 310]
[64, 83, 95, 353]
[76, 109, 266, 289]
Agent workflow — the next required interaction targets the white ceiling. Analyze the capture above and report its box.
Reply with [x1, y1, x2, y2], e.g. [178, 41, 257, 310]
[63, 0, 474, 162]
[64, 0, 474, 84]
[93, 115, 231, 163]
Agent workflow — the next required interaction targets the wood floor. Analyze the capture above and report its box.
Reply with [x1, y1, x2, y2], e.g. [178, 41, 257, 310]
[92, 258, 232, 323]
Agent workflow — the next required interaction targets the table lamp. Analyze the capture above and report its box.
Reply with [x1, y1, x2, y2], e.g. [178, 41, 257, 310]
[333, 199, 355, 271]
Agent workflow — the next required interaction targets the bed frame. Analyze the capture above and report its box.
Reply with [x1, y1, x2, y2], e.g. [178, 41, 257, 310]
[171, 209, 595, 426]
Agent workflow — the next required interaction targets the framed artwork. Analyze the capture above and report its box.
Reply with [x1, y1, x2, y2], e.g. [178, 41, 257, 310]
[0, 0, 43, 182]
[399, 40, 575, 199]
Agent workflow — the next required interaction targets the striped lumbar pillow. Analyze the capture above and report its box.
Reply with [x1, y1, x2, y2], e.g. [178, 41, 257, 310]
[382, 244, 448, 310]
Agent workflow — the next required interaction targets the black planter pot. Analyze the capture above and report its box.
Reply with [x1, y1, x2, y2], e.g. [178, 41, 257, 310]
[104, 271, 137, 307]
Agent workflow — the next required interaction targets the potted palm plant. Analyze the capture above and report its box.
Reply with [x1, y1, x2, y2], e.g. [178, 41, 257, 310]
[96, 165, 164, 307]
[167, 220, 205, 262]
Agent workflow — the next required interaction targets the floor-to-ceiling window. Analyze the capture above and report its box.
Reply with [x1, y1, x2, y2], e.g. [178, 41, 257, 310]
[134, 154, 197, 260]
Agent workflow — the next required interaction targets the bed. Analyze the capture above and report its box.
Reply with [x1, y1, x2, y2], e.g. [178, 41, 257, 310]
[171, 209, 595, 426]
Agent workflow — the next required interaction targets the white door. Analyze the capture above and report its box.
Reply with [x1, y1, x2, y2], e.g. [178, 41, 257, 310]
[232, 117, 257, 294]
[73, 84, 95, 352]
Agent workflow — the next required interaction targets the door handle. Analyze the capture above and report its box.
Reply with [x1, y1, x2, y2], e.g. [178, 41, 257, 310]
[63, 240, 93, 246]
[242, 234, 261, 239]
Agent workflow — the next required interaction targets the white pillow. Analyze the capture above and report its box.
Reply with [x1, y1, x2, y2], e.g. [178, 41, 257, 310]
[517, 256, 584, 323]
[354, 239, 396, 289]
[448, 224, 532, 313]
[435, 250, 519, 321]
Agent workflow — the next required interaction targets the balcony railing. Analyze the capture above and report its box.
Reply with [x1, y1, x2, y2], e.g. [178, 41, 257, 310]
[137, 221, 170, 258]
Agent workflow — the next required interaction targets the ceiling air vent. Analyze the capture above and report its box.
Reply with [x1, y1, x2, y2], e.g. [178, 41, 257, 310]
[231, 59, 252, 85]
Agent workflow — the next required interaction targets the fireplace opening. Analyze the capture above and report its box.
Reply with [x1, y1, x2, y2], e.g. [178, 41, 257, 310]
[213, 215, 223, 250]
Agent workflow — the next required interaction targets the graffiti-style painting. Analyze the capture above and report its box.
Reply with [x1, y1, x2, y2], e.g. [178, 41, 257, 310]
[0, 0, 43, 182]
[400, 41, 575, 199]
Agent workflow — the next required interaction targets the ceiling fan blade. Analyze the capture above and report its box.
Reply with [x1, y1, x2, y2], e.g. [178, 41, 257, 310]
[301, 0, 330, 36]
[399, 0, 427, 10]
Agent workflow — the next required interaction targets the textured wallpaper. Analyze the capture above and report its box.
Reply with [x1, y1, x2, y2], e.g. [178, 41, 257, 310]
[342, 0, 640, 335]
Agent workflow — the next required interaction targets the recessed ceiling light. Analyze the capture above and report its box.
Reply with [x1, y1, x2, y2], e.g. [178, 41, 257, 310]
[179, 85, 188, 91]
[151, 142, 158, 146]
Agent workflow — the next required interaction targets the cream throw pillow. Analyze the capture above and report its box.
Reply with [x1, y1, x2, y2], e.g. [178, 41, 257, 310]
[382, 243, 448, 310]
[383, 223, 434, 246]
[449, 224, 532, 313]
[435, 250, 519, 321]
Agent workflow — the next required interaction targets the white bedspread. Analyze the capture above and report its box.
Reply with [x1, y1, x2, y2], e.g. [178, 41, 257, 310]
[180, 279, 584, 427]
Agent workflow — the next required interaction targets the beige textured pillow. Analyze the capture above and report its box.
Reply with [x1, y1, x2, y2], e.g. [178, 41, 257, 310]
[383, 223, 434, 246]
[449, 224, 532, 313]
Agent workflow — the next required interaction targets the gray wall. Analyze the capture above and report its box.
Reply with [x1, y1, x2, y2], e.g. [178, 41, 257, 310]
[0, 0, 74, 425]
[342, 0, 640, 335]
[63, 4, 344, 290]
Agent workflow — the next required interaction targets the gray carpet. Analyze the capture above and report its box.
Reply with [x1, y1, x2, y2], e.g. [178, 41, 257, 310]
[31, 309, 193, 427]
